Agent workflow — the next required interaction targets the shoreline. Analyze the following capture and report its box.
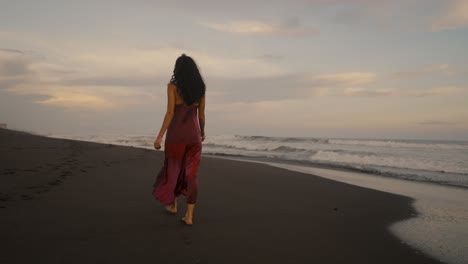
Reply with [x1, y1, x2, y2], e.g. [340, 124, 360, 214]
[203, 154, 468, 190]
[0, 128, 443, 263]
[47, 133, 468, 190]
[211, 155, 468, 264]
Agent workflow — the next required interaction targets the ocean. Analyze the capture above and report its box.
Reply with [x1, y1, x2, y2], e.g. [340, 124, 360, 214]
[49, 133, 468, 189]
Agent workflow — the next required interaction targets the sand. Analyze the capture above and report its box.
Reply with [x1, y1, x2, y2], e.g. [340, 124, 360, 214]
[0, 128, 442, 263]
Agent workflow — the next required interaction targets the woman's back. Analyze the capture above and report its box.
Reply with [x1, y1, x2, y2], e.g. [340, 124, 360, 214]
[165, 103, 201, 144]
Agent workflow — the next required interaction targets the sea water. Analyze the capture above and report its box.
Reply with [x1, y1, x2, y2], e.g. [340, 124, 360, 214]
[50, 133, 468, 189]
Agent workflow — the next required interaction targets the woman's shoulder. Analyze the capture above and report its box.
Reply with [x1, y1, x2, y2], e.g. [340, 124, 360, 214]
[167, 82, 178, 94]
[168, 82, 185, 104]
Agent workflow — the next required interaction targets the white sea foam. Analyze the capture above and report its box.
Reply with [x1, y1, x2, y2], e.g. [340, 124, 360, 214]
[329, 139, 468, 150]
[48, 133, 468, 188]
[311, 150, 468, 175]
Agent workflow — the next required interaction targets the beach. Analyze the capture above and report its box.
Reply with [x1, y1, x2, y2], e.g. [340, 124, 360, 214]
[0, 128, 442, 264]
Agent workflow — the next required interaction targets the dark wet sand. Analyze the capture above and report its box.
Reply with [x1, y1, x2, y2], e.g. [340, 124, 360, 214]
[0, 128, 442, 263]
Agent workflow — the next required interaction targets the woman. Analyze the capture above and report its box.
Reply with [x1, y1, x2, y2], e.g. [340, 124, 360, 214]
[152, 54, 206, 226]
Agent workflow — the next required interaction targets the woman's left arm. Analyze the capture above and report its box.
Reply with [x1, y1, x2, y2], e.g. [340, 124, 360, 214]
[154, 84, 176, 149]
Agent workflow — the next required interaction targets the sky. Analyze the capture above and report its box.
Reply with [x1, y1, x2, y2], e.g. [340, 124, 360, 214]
[1, 0, 467, 140]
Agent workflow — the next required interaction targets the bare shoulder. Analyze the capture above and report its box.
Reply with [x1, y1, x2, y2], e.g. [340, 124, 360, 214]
[167, 83, 178, 96]
[167, 82, 177, 90]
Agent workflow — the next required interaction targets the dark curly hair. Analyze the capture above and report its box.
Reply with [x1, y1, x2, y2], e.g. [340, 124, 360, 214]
[169, 54, 206, 105]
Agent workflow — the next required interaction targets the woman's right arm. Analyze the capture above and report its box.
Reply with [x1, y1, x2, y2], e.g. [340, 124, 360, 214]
[153, 84, 176, 149]
[198, 95, 206, 142]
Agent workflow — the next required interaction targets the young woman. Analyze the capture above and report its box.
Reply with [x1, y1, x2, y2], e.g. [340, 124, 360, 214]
[152, 54, 206, 226]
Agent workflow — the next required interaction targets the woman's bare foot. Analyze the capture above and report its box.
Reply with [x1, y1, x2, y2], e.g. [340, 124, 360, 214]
[165, 199, 177, 214]
[165, 205, 177, 214]
[181, 216, 193, 225]
[182, 203, 195, 225]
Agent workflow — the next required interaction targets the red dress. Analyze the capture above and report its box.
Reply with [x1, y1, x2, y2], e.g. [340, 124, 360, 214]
[152, 103, 202, 205]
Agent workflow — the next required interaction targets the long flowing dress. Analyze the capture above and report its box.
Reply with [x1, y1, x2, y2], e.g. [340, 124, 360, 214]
[152, 103, 202, 205]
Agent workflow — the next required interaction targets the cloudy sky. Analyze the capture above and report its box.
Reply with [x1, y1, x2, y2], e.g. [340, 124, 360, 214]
[1, 0, 467, 140]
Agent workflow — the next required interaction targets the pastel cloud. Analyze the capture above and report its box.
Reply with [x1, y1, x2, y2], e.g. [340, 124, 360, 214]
[6, 82, 148, 111]
[209, 63, 467, 104]
[1, 45, 290, 110]
[303, 0, 468, 31]
[338, 86, 467, 97]
[0, 48, 23, 55]
[418, 120, 456, 126]
[306, 72, 378, 86]
[393, 64, 450, 79]
[34, 90, 113, 109]
[432, 0, 468, 30]
[202, 19, 317, 37]
[65, 46, 287, 79]
[0, 49, 156, 110]
[0, 49, 30, 79]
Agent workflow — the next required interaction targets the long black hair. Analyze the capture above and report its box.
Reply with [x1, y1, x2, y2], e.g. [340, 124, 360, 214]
[170, 54, 206, 105]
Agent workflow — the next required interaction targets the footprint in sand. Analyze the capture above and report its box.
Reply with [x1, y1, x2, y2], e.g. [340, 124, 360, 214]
[3, 169, 16, 175]
[183, 235, 192, 245]
[48, 179, 62, 186]
[21, 194, 33, 200]
[0, 193, 12, 201]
